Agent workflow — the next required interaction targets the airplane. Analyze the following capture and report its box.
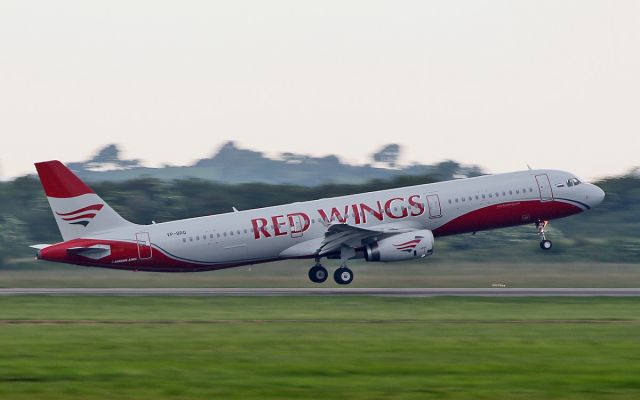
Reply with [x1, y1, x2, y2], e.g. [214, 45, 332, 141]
[32, 160, 605, 285]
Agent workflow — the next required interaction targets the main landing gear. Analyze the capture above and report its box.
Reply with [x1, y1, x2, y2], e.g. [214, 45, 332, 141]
[308, 258, 354, 285]
[536, 220, 553, 250]
[333, 265, 354, 285]
[308, 260, 328, 283]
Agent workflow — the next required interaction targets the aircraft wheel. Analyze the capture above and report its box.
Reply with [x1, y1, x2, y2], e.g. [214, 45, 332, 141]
[334, 267, 354, 285]
[540, 240, 553, 250]
[308, 265, 328, 283]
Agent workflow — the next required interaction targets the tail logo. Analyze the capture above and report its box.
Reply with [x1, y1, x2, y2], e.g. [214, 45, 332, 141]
[393, 238, 422, 252]
[55, 204, 104, 227]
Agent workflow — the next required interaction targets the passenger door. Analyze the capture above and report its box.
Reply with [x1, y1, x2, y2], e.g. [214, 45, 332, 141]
[136, 232, 153, 260]
[535, 174, 554, 202]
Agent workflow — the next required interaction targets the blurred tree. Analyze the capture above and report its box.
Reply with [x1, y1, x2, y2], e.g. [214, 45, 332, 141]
[372, 144, 401, 168]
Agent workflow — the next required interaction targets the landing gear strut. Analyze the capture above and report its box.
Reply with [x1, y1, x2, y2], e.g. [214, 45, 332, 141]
[537, 220, 552, 250]
[308, 258, 328, 283]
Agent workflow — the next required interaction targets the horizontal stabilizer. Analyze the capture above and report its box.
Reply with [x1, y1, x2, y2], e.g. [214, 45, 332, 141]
[29, 244, 52, 250]
[67, 244, 112, 260]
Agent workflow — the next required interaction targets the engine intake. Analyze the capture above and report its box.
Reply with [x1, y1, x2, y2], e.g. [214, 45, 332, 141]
[364, 230, 434, 262]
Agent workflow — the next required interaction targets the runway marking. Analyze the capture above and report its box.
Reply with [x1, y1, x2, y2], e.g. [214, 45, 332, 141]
[1, 288, 640, 297]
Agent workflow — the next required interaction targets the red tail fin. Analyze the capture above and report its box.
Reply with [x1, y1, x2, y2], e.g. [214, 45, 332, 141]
[35, 161, 94, 198]
[34, 160, 135, 241]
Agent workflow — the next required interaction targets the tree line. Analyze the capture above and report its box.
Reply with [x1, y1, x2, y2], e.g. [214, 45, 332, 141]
[0, 174, 638, 264]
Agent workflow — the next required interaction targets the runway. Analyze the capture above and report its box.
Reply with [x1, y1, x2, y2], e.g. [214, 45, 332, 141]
[1, 288, 640, 297]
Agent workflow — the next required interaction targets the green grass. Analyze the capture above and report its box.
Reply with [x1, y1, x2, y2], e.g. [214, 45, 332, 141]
[3, 261, 640, 288]
[0, 296, 639, 399]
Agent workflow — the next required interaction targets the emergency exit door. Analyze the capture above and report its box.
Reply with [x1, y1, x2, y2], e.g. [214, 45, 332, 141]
[426, 194, 442, 218]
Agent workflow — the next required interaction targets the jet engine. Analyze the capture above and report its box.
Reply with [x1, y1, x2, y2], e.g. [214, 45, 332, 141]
[364, 230, 434, 262]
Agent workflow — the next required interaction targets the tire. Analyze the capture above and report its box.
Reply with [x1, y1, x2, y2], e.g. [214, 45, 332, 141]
[540, 240, 553, 250]
[333, 267, 354, 285]
[308, 265, 328, 283]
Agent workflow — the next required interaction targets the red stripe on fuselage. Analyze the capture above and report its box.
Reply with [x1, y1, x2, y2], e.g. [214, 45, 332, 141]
[433, 200, 583, 237]
[37, 239, 235, 272]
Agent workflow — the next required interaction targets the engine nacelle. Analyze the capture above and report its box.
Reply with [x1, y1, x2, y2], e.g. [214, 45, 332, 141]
[364, 230, 434, 262]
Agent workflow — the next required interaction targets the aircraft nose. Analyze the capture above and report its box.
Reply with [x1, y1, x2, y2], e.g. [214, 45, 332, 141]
[587, 184, 605, 207]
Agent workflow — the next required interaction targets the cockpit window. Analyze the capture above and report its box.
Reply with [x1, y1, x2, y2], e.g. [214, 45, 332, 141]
[566, 178, 582, 187]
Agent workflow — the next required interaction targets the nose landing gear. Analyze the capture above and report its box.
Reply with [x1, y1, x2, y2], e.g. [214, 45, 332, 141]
[537, 221, 553, 250]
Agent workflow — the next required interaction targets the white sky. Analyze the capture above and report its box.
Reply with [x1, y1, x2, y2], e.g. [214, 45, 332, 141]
[1, 1, 639, 180]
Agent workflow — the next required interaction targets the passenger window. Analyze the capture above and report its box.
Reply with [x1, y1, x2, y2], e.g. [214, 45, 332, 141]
[182, 238, 186, 243]
[223, 232, 227, 237]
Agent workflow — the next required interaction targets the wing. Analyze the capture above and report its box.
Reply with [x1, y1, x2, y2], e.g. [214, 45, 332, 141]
[279, 221, 424, 258]
[318, 221, 421, 256]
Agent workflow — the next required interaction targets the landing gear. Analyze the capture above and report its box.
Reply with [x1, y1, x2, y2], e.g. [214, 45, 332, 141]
[333, 266, 354, 285]
[308, 263, 328, 283]
[536, 220, 553, 251]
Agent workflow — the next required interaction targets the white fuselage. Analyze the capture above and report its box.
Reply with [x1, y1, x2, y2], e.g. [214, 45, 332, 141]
[74, 169, 602, 270]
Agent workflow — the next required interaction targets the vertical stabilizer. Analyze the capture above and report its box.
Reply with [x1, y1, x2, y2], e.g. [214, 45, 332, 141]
[34, 160, 137, 241]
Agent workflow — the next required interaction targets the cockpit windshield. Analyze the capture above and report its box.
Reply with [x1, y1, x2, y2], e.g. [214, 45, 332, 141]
[566, 178, 582, 187]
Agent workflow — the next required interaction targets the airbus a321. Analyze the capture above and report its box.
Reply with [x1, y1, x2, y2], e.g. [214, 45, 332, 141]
[32, 161, 605, 284]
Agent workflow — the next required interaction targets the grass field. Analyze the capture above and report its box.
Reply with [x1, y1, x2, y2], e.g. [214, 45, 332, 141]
[2, 261, 640, 288]
[0, 296, 639, 399]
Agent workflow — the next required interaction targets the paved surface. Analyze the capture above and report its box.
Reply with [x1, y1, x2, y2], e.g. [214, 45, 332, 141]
[1, 288, 640, 297]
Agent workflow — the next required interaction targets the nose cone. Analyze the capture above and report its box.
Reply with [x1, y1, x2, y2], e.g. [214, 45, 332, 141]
[587, 184, 605, 207]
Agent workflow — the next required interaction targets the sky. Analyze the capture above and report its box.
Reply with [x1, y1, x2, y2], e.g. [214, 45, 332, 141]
[1, 1, 639, 180]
